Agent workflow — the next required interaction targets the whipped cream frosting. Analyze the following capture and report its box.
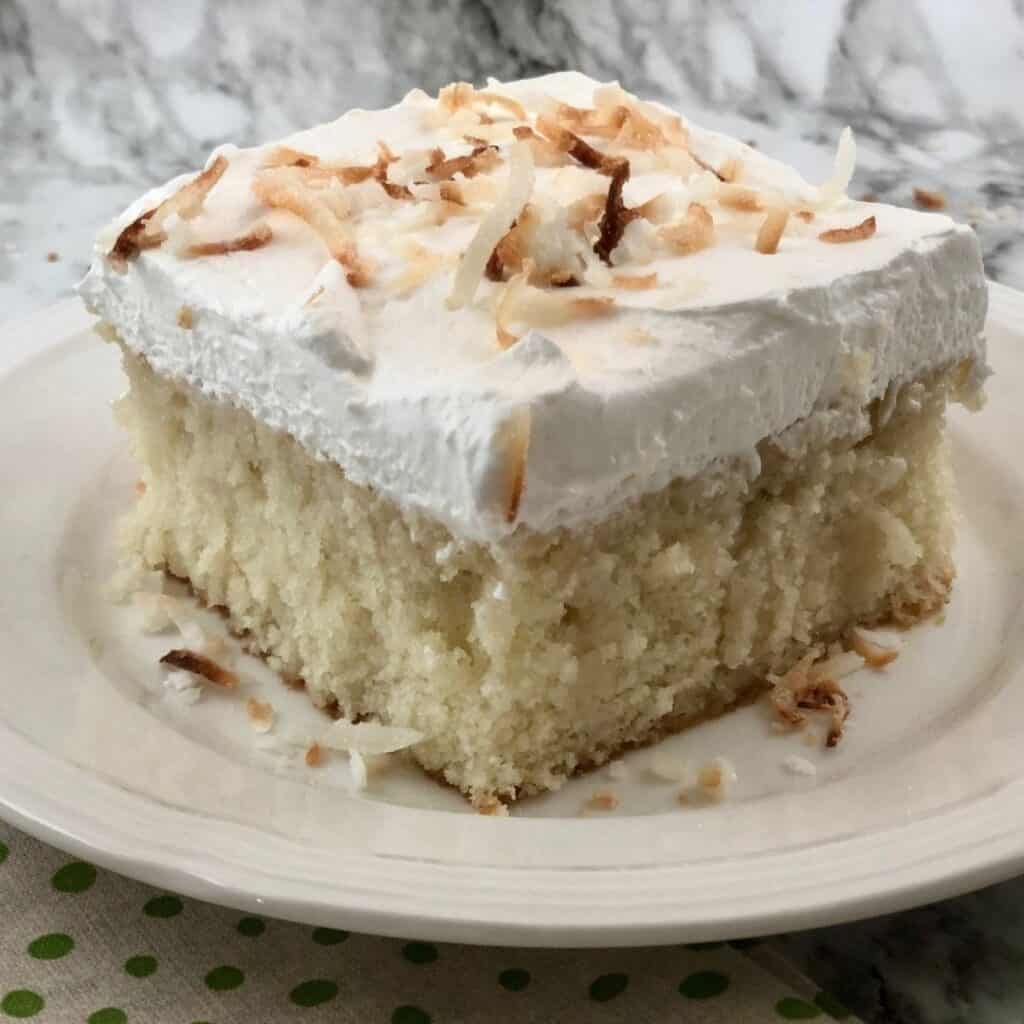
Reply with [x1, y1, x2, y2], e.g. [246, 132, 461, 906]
[79, 71, 988, 543]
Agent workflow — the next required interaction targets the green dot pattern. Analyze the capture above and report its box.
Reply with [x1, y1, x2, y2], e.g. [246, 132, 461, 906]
[498, 968, 531, 991]
[0, 990, 44, 1018]
[143, 895, 183, 918]
[402, 941, 438, 964]
[680, 970, 731, 999]
[776, 996, 823, 1019]
[589, 973, 628, 1002]
[124, 955, 157, 978]
[0, 829, 858, 1022]
[27, 933, 73, 960]
[205, 965, 244, 991]
[51, 862, 96, 893]
[814, 990, 852, 1020]
[290, 979, 338, 1007]
[391, 1007, 431, 1024]
[87, 1010, 127, 1024]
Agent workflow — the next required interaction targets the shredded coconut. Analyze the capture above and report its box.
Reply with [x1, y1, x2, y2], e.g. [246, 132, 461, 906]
[447, 141, 534, 309]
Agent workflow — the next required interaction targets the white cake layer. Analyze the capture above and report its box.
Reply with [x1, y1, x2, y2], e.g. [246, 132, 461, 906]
[80, 71, 987, 543]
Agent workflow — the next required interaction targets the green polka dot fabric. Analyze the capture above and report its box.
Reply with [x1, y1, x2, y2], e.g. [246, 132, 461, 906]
[0, 823, 858, 1023]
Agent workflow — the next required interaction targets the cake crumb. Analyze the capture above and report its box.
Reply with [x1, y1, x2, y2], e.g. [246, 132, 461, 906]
[176, 306, 194, 329]
[304, 742, 323, 766]
[913, 187, 946, 211]
[46, 250, 59, 262]
[246, 697, 274, 733]
[159, 648, 238, 689]
[783, 754, 817, 777]
[349, 749, 368, 791]
[477, 796, 510, 816]
[584, 789, 619, 812]
[162, 668, 203, 705]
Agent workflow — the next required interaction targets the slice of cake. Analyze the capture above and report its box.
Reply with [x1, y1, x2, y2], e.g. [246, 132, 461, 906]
[80, 71, 988, 809]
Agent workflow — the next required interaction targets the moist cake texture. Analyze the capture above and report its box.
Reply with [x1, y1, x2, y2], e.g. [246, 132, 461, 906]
[81, 71, 988, 806]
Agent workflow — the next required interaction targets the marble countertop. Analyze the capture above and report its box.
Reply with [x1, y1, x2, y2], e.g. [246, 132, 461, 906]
[2, 2, 1023, 1020]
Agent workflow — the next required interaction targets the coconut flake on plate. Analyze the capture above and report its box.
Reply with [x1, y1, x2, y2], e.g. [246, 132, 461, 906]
[320, 719, 425, 755]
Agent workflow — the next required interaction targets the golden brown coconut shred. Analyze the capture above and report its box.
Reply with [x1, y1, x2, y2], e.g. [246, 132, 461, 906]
[159, 648, 239, 689]
[110, 154, 229, 266]
[593, 159, 637, 265]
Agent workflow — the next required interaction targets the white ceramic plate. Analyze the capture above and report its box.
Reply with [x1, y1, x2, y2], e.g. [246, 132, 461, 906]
[2, 286, 1023, 948]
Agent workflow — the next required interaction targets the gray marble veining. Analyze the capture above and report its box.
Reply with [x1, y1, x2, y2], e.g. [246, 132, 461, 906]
[1, 0, 1022, 319]
[2, 3, 1024, 1021]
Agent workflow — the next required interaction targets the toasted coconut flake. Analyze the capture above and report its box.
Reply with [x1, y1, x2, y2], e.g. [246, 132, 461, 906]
[263, 146, 320, 169]
[913, 187, 946, 210]
[512, 125, 566, 167]
[447, 140, 535, 310]
[304, 742, 323, 766]
[815, 126, 857, 208]
[690, 150, 727, 182]
[612, 271, 658, 290]
[426, 144, 501, 180]
[593, 160, 636, 265]
[696, 757, 736, 802]
[475, 90, 527, 121]
[795, 209, 815, 222]
[252, 167, 370, 286]
[800, 680, 849, 748]
[176, 306, 194, 329]
[718, 157, 742, 183]
[583, 789, 619, 813]
[536, 115, 626, 177]
[496, 264, 614, 346]
[754, 207, 789, 254]
[567, 192, 607, 232]
[394, 240, 457, 296]
[497, 406, 531, 524]
[110, 154, 229, 265]
[848, 626, 900, 668]
[771, 652, 850, 747]
[438, 181, 467, 205]
[184, 222, 273, 257]
[486, 204, 536, 281]
[812, 649, 866, 681]
[819, 215, 876, 244]
[159, 648, 238, 689]
[438, 82, 526, 123]
[718, 184, 764, 212]
[246, 697, 274, 733]
[135, 479, 147, 496]
[659, 202, 715, 255]
[322, 719, 424, 755]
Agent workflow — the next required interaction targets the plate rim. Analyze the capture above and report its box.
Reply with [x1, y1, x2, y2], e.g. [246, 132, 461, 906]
[1, 283, 1023, 948]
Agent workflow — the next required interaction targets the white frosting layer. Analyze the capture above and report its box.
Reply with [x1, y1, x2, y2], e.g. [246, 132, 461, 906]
[80, 71, 988, 543]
